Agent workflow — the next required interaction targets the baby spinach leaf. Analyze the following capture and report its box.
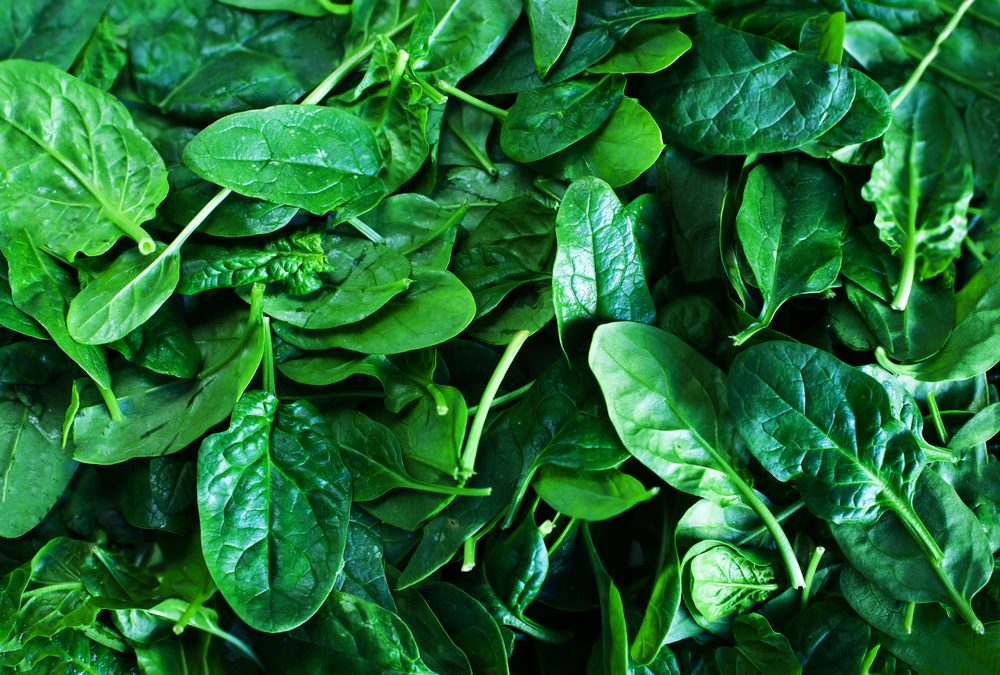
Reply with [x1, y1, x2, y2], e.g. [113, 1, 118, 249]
[500, 75, 625, 162]
[877, 254, 1000, 380]
[588, 23, 691, 75]
[1, 232, 116, 399]
[129, 0, 345, 121]
[832, 468, 992, 609]
[273, 268, 475, 354]
[410, 0, 521, 84]
[184, 105, 386, 217]
[682, 540, 778, 626]
[533, 465, 658, 521]
[862, 82, 974, 309]
[542, 96, 664, 188]
[0, 0, 110, 69]
[73, 307, 264, 463]
[0, 385, 77, 538]
[590, 322, 806, 588]
[67, 243, 181, 346]
[652, 18, 855, 155]
[733, 156, 848, 343]
[198, 390, 351, 632]
[553, 178, 655, 347]
[730, 341, 986, 631]
[0, 59, 168, 259]
[526, 0, 577, 77]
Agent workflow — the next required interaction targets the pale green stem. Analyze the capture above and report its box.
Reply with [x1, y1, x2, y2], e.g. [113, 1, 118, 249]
[347, 217, 385, 244]
[20, 582, 84, 598]
[965, 236, 990, 267]
[436, 81, 509, 120]
[172, 595, 207, 635]
[548, 517, 577, 556]
[302, 15, 416, 105]
[892, 214, 918, 311]
[727, 469, 807, 589]
[860, 644, 881, 675]
[800, 546, 826, 610]
[262, 317, 275, 396]
[892, 0, 978, 109]
[457, 330, 531, 482]
[926, 390, 949, 444]
[938, 1, 1000, 29]
[736, 499, 805, 546]
[97, 382, 123, 422]
[379, 49, 410, 129]
[904, 601, 917, 634]
[467, 382, 533, 415]
[404, 480, 491, 497]
[461, 538, 477, 572]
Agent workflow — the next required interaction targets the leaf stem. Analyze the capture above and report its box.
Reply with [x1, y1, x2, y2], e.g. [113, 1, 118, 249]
[262, 317, 275, 396]
[892, 219, 918, 311]
[461, 537, 477, 572]
[964, 236, 989, 267]
[800, 546, 826, 610]
[302, 15, 417, 105]
[172, 595, 207, 635]
[347, 217, 385, 244]
[403, 480, 492, 497]
[926, 390, 949, 444]
[892, 0, 978, 109]
[97, 382, 123, 422]
[727, 472, 807, 589]
[457, 329, 531, 482]
[379, 48, 410, 130]
[467, 381, 533, 415]
[860, 643, 881, 675]
[436, 81, 509, 120]
[20, 581, 85, 598]
[904, 600, 917, 634]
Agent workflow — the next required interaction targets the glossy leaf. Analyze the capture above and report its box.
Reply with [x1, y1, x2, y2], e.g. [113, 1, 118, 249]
[198, 390, 351, 632]
[652, 19, 855, 155]
[184, 105, 386, 217]
[0, 59, 168, 260]
[553, 178, 655, 346]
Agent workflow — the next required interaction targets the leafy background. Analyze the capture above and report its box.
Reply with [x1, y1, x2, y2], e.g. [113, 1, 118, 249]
[0, 0, 999, 673]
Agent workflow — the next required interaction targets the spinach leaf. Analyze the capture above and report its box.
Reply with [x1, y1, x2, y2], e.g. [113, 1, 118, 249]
[0, 59, 168, 259]
[184, 105, 386, 217]
[651, 18, 855, 155]
[198, 390, 351, 632]
[553, 179, 655, 347]
[733, 156, 848, 344]
[862, 82, 974, 309]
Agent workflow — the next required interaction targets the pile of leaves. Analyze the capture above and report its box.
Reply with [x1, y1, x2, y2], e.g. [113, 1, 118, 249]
[1, 0, 999, 672]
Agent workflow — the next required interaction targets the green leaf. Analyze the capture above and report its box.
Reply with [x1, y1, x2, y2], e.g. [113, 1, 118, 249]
[553, 179, 655, 347]
[486, 512, 548, 616]
[500, 75, 624, 162]
[273, 268, 475, 354]
[526, 0, 577, 77]
[184, 105, 386, 217]
[67, 243, 181, 345]
[682, 540, 777, 625]
[729, 341, 986, 631]
[0, 1, 111, 69]
[588, 24, 691, 75]
[733, 156, 848, 343]
[1, 231, 114, 395]
[652, 19, 855, 155]
[583, 524, 629, 675]
[589, 322, 751, 504]
[198, 390, 351, 632]
[876, 255, 1000, 380]
[731, 613, 802, 674]
[788, 600, 870, 675]
[0, 59, 167, 259]
[410, 0, 521, 84]
[70, 15, 128, 91]
[862, 82, 973, 307]
[533, 466, 657, 521]
[543, 97, 664, 188]
[832, 468, 992, 609]
[73, 308, 264, 463]
[0, 386, 77, 538]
